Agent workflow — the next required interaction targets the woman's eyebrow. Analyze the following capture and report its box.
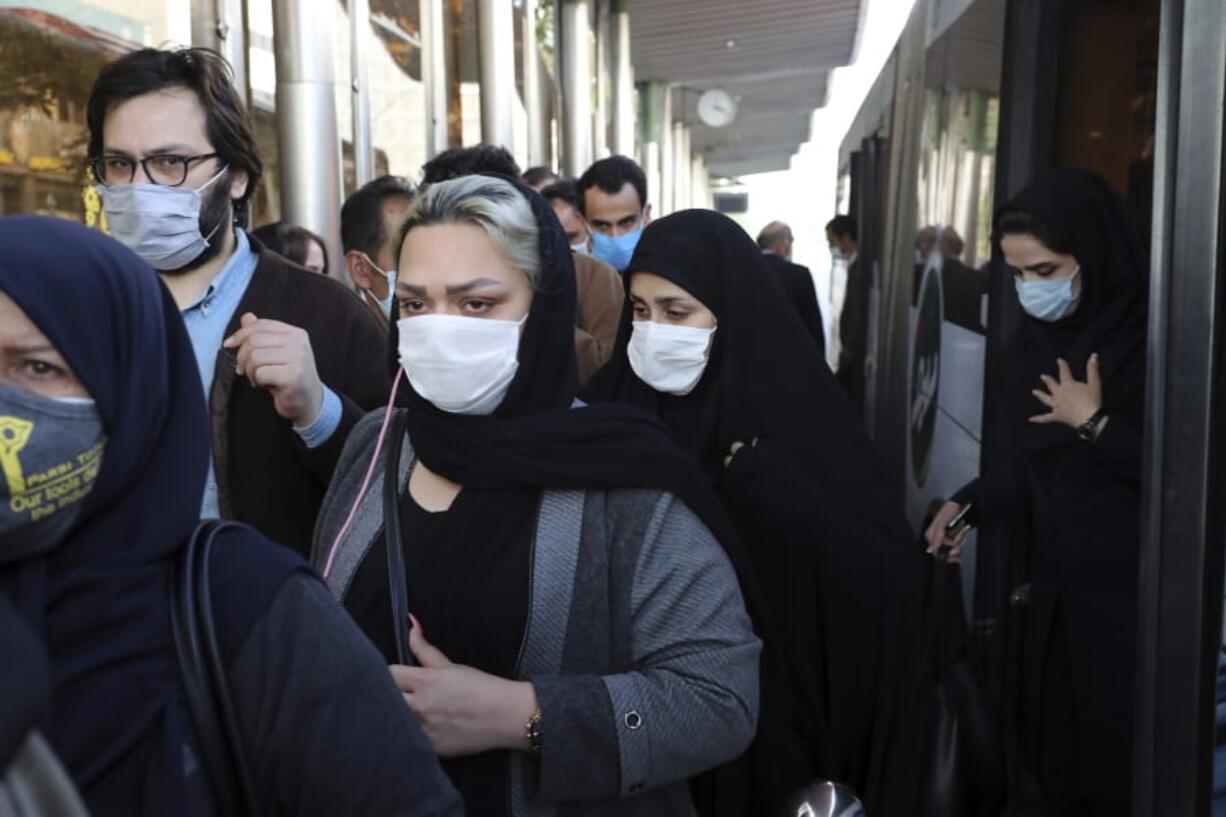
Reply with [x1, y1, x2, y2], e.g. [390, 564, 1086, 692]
[445, 278, 506, 296]
[1, 342, 57, 355]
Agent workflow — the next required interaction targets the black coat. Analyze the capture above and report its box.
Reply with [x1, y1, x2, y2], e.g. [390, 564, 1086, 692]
[836, 257, 870, 413]
[210, 239, 390, 556]
[591, 211, 927, 817]
[955, 169, 1147, 812]
[761, 252, 826, 357]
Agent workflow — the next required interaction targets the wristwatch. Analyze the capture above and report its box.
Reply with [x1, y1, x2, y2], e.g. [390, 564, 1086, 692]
[1076, 409, 1107, 442]
[525, 709, 543, 753]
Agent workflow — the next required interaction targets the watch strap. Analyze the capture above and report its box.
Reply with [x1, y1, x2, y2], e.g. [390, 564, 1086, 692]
[1076, 408, 1107, 441]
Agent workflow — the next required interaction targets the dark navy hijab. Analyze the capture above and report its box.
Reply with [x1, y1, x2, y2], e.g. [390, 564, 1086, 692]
[0, 216, 294, 813]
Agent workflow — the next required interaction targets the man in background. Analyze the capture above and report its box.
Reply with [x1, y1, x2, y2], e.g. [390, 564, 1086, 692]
[522, 165, 558, 191]
[757, 220, 826, 357]
[828, 215, 867, 414]
[576, 155, 651, 273]
[341, 175, 416, 324]
[543, 179, 625, 383]
[421, 144, 520, 185]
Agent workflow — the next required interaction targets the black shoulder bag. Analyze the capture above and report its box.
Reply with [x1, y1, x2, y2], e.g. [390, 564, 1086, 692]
[170, 520, 264, 817]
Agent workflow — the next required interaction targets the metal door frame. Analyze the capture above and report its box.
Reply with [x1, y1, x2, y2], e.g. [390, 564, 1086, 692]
[976, 0, 1067, 759]
[1133, 0, 1226, 812]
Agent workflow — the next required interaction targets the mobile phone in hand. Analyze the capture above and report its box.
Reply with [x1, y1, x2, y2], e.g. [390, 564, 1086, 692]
[945, 502, 973, 533]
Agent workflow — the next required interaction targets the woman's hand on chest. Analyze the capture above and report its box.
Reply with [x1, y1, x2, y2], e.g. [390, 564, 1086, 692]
[390, 616, 539, 757]
[1030, 354, 1104, 430]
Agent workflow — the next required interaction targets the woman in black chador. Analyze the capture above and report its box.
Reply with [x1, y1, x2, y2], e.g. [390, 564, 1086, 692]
[928, 169, 1148, 817]
[588, 208, 928, 817]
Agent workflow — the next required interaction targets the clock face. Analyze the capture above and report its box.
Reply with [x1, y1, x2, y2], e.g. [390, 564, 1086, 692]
[698, 89, 737, 128]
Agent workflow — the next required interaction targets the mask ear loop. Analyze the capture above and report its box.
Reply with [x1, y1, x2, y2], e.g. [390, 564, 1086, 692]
[321, 367, 404, 581]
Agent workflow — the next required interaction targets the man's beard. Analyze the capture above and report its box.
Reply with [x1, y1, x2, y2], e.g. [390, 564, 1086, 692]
[162, 170, 235, 276]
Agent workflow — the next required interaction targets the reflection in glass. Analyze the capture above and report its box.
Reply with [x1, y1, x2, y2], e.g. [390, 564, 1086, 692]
[0, 9, 114, 223]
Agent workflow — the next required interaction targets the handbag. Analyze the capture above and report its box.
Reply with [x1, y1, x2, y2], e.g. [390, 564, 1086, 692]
[170, 520, 264, 817]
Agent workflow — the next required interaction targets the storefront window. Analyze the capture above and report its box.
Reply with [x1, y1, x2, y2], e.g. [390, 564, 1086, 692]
[0, 1, 192, 224]
[368, 0, 426, 179]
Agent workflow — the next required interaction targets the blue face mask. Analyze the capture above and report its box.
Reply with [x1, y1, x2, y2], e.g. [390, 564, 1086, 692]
[1014, 266, 1081, 322]
[590, 226, 644, 273]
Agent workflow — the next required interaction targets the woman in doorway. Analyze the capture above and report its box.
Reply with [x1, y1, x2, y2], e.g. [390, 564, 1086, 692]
[586, 208, 928, 817]
[312, 175, 763, 817]
[927, 168, 1148, 817]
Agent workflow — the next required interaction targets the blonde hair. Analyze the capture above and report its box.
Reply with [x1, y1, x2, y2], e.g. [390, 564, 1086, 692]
[397, 175, 540, 284]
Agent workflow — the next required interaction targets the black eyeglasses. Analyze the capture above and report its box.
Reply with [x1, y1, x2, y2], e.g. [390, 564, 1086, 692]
[88, 153, 220, 187]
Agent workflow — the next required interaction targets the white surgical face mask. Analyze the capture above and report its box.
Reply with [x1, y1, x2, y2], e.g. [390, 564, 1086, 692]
[97, 165, 227, 271]
[627, 320, 716, 396]
[397, 314, 524, 415]
[361, 254, 397, 318]
[570, 240, 590, 255]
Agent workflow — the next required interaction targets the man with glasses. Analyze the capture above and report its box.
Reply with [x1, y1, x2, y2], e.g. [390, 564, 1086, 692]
[340, 175, 417, 324]
[86, 47, 388, 558]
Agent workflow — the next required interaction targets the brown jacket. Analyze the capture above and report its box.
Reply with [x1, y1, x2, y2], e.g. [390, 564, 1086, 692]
[209, 238, 390, 557]
[573, 252, 625, 384]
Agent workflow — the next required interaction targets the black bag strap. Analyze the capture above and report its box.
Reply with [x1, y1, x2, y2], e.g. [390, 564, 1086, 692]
[383, 409, 412, 666]
[170, 520, 264, 817]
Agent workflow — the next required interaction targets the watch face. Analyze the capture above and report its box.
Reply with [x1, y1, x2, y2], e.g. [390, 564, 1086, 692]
[698, 90, 737, 128]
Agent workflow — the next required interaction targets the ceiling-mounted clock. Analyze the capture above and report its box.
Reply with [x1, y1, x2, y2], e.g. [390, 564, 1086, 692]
[697, 89, 737, 128]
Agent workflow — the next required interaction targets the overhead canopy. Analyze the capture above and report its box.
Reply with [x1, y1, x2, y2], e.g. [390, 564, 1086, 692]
[628, 0, 865, 178]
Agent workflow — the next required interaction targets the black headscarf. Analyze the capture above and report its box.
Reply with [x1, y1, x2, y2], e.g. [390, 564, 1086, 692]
[587, 209, 928, 815]
[589, 208, 914, 543]
[385, 177, 749, 533]
[996, 168, 1149, 453]
[0, 216, 298, 814]
[0, 595, 47, 770]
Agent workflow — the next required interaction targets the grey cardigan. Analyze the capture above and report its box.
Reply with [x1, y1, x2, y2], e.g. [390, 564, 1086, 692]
[312, 410, 761, 817]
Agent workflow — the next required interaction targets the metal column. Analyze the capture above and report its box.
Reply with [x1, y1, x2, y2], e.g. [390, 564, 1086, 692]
[522, 0, 545, 166]
[638, 81, 661, 212]
[592, 0, 610, 159]
[691, 154, 705, 209]
[659, 86, 673, 215]
[683, 127, 693, 209]
[478, 0, 515, 150]
[559, 0, 592, 177]
[1133, 0, 1226, 813]
[421, 0, 449, 157]
[671, 120, 686, 212]
[350, 0, 374, 187]
[272, 0, 344, 281]
[193, 0, 250, 105]
[611, 0, 634, 156]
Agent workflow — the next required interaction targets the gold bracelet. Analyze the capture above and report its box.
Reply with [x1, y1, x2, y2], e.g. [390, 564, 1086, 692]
[525, 708, 543, 753]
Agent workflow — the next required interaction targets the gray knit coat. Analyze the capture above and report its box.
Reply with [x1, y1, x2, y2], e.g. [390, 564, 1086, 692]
[312, 410, 761, 817]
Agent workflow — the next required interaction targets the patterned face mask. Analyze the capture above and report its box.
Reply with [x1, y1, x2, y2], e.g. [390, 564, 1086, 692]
[0, 383, 106, 563]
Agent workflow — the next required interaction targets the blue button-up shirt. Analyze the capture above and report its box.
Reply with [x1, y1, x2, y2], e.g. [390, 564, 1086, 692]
[181, 230, 342, 518]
